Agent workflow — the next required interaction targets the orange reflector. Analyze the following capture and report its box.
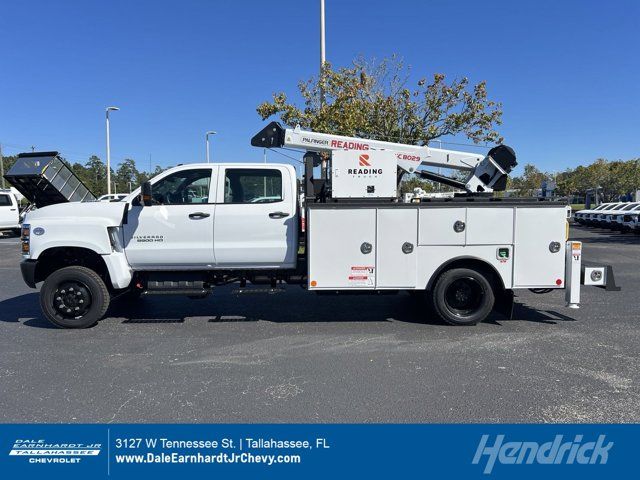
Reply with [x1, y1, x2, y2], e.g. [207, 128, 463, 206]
[572, 242, 581, 250]
[310, 280, 317, 287]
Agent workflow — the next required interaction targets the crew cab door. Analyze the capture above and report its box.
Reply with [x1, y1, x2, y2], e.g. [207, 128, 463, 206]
[123, 167, 217, 268]
[213, 166, 296, 268]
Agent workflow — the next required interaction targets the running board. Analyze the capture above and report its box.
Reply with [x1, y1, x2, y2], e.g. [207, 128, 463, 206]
[143, 289, 210, 296]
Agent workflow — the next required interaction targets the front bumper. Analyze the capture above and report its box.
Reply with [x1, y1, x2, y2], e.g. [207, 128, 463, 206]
[20, 259, 37, 288]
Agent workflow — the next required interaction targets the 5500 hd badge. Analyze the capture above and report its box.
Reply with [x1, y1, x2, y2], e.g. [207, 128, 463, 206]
[133, 235, 164, 243]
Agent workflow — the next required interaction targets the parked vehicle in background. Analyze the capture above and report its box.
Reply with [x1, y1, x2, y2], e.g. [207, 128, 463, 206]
[595, 203, 628, 227]
[608, 203, 640, 230]
[621, 206, 640, 232]
[589, 203, 622, 226]
[0, 190, 21, 235]
[97, 194, 127, 202]
[575, 203, 611, 224]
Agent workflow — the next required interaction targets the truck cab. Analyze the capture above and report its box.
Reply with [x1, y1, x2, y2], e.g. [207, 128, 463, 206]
[121, 163, 298, 269]
[19, 162, 299, 328]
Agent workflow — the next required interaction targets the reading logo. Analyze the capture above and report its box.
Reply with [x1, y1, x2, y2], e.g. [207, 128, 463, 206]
[472, 434, 613, 474]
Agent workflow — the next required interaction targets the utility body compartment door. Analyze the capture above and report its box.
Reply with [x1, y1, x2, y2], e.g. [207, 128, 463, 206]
[308, 208, 376, 289]
[376, 208, 417, 288]
[418, 208, 466, 245]
[513, 207, 567, 287]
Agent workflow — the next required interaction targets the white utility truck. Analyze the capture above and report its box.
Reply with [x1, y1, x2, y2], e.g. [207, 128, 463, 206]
[0, 189, 21, 235]
[11, 123, 618, 328]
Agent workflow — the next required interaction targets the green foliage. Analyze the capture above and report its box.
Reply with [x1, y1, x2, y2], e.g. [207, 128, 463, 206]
[507, 158, 640, 199]
[257, 55, 503, 144]
[555, 158, 640, 200]
[399, 177, 436, 195]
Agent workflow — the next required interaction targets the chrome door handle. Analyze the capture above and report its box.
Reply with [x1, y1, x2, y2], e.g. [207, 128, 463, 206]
[188, 212, 210, 219]
[269, 211, 289, 219]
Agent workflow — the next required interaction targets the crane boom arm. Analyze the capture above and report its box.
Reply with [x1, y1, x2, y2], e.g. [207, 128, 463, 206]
[251, 122, 517, 194]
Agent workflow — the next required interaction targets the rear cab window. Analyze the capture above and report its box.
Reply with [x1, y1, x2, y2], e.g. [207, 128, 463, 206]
[223, 169, 283, 204]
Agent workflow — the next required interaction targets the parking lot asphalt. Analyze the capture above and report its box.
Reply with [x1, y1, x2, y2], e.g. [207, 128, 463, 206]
[0, 226, 638, 423]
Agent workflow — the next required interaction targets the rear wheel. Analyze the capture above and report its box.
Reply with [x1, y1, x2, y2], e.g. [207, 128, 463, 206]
[40, 266, 110, 328]
[432, 268, 495, 326]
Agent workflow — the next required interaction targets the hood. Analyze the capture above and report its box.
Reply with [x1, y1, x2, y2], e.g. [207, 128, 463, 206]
[26, 200, 127, 225]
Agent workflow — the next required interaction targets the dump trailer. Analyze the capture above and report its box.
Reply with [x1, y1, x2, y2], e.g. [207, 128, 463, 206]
[17, 125, 618, 328]
[4, 152, 96, 207]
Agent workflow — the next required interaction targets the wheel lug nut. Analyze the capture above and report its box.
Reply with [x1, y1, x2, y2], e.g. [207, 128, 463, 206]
[66, 309, 71, 313]
[75, 307, 80, 311]
[56, 297, 61, 301]
[76, 291, 82, 296]
[79, 300, 84, 304]
[60, 290, 66, 294]
[69, 287, 74, 292]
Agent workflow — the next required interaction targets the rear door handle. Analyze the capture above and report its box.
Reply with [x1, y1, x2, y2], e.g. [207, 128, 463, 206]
[189, 212, 210, 219]
[269, 211, 289, 219]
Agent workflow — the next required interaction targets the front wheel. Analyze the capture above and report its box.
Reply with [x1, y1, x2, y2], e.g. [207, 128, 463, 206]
[432, 268, 495, 326]
[40, 266, 110, 328]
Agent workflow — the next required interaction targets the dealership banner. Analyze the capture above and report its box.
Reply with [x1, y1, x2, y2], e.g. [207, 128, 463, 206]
[0, 423, 634, 479]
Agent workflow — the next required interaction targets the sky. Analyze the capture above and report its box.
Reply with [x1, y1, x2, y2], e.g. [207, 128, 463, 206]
[0, 0, 638, 176]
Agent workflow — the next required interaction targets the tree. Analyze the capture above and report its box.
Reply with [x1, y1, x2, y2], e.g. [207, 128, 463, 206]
[399, 177, 435, 195]
[114, 158, 140, 194]
[509, 164, 549, 197]
[257, 55, 503, 145]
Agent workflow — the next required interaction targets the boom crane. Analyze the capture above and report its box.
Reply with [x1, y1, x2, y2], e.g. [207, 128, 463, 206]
[251, 122, 517, 200]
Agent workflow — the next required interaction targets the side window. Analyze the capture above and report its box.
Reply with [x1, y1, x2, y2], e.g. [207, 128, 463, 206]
[224, 169, 283, 204]
[0, 195, 11, 207]
[151, 169, 211, 205]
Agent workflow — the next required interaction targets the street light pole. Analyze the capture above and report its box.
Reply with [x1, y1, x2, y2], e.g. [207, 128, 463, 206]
[206, 131, 217, 163]
[319, 0, 328, 179]
[0, 143, 4, 189]
[105, 106, 120, 195]
[320, 0, 326, 70]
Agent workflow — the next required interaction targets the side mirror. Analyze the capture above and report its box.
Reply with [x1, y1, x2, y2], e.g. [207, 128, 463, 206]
[141, 181, 152, 206]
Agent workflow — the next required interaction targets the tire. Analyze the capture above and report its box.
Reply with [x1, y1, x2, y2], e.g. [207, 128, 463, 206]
[40, 266, 110, 328]
[432, 268, 495, 326]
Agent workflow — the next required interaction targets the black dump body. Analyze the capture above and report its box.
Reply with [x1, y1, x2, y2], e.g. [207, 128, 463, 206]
[3, 152, 96, 207]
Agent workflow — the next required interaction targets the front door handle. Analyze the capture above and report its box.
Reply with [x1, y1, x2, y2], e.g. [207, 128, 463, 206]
[269, 211, 289, 219]
[189, 212, 210, 219]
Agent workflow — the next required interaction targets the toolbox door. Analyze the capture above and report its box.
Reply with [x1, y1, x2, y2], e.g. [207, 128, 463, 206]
[308, 208, 377, 289]
[376, 208, 418, 288]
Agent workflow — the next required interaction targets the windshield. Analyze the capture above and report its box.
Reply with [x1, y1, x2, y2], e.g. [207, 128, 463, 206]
[621, 203, 639, 211]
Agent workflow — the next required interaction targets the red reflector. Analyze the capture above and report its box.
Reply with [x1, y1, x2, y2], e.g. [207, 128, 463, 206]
[556, 279, 562, 285]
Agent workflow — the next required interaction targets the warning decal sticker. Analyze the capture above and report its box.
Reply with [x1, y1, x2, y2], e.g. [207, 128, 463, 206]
[349, 266, 375, 286]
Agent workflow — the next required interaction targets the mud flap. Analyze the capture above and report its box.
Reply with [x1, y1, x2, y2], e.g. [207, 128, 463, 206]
[494, 289, 515, 319]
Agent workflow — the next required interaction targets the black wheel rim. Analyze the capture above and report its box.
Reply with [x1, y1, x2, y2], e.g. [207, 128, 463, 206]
[444, 277, 484, 318]
[52, 281, 92, 320]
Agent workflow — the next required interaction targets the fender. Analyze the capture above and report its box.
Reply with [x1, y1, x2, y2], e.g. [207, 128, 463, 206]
[425, 255, 508, 291]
